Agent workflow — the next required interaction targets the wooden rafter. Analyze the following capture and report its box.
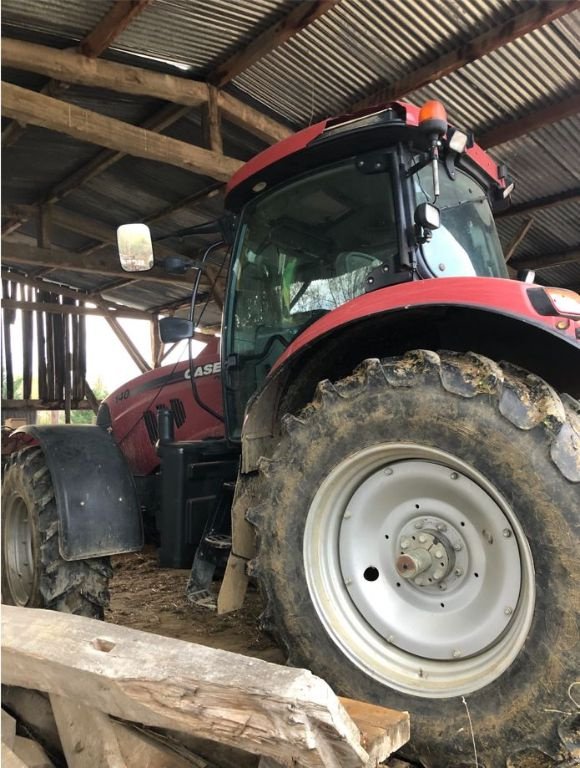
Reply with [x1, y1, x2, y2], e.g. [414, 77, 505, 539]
[1, 83, 243, 182]
[496, 187, 580, 219]
[2, 1, 152, 148]
[511, 246, 580, 270]
[504, 218, 534, 262]
[209, 0, 341, 87]
[2, 242, 192, 287]
[1, 269, 152, 318]
[80, 0, 153, 57]
[479, 92, 580, 148]
[1, 298, 148, 321]
[353, 1, 580, 109]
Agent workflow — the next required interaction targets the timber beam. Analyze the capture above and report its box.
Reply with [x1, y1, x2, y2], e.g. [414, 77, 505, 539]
[2, 242, 192, 287]
[1, 298, 148, 321]
[496, 187, 580, 219]
[1, 82, 243, 182]
[209, 0, 341, 87]
[480, 92, 580, 148]
[1, 39, 292, 145]
[80, 0, 153, 57]
[354, 1, 580, 109]
[511, 246, 580, 270]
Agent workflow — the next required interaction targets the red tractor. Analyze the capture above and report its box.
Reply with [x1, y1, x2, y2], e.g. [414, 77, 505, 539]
[3, 100, 579, 768]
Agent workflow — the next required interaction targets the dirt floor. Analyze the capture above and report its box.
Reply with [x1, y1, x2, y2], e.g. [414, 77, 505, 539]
[105, 548, 285, 665]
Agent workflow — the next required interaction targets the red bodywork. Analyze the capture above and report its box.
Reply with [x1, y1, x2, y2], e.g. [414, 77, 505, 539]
[104, 337, 224, 476]
[226, 101, 504, 197]
[273, 277, 579, 373]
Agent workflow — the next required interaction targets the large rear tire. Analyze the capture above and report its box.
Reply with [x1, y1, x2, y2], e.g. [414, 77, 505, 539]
[2, 446, 112, 618]
[247, 351, 579, 768]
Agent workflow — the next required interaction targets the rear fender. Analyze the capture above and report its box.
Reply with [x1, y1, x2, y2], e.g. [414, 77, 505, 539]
[14, 425, 143, 560]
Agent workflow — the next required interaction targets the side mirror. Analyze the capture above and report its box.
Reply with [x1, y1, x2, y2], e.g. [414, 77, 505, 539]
[159, 317, 195, 343]
[415, 203, 440, 231]
[117, 224, 154, 272]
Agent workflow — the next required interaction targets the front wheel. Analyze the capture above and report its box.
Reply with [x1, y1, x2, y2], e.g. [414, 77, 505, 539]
[248, 351, 579, 768]
[2, 447, 112, 618]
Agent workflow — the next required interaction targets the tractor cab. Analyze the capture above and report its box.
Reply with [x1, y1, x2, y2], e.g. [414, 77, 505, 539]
[220, 100, 511, 435]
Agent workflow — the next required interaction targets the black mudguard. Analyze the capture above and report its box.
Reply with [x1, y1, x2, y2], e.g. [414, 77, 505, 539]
[15, 425, 143, 561]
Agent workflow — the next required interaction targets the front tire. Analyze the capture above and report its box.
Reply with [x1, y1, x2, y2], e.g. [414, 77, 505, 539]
[2, 447, 112, 618]
[247, 351, 579, 767]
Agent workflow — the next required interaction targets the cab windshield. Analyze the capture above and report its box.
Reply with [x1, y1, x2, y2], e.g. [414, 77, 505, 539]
[414, 164, 507, 278]
[225, 155, 398, 435]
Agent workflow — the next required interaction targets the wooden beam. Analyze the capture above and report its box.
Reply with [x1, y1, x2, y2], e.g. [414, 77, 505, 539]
[1, 39, 291, 146]
[504, 218, 534, 262]
[1, 298, 148, 320]
[0, 269, 151, 318]
[511, 246, 580, 270]
[209, 0, 340, 87]
[1, 83, 243, 183]
[80, 0, 153, 57]
[204, 86, 223, 154]
[496, 187, 580, 219]
[2, 242, 192, 287]
[480, 92, 580, 148]
[353, 1, 580, 109]
[2, 606, 409, 768]
[2, 399, 93, 410]
[105, 316, 151, 373]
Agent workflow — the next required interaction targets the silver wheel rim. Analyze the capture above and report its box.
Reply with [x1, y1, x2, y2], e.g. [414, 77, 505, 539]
[4, 492, 35, 605]
[303, 443, 535, 697]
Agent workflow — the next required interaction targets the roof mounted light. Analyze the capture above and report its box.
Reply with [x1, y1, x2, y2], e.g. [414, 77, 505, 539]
[419, 100, 448, 136]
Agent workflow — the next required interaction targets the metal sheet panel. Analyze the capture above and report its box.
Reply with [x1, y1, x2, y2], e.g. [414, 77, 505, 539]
[1, 0, 114, 40]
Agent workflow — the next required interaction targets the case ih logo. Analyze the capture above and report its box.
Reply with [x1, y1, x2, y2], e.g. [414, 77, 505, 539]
[184, 361, 222, 379]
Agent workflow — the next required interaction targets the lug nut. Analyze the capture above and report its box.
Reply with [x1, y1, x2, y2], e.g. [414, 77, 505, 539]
[439, 582, 447, 590]
[434, 548, 444, 558]
[454, 542, 463, 551]
[418, 534, 427, 544]
[400, 538, 411, 549]
[436, 523, 447, 532]
[503, 528, 512, 538]
[452, 649, 462, 658]
[450, 472, 459, 480]
[414, 520, 423, 530]
[504, 606, 513, 616]
[454, 567, 463, 577]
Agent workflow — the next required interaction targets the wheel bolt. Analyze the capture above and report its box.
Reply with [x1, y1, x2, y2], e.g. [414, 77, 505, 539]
[504, 606, 513, 616]
[438, 581, 447, 590]
[450, 472, 459, 480]
[436, 523, 447, 532]
[418, 534, 427, 544]
[503, 528, 512, 538]
[454, 567, 463, 577]
[400, 538, 411, 549]
[414, 520, 423, 529]
[452, 649, 462, 658]
[454, 542, 462, 551]
[384, 468, 394, 476]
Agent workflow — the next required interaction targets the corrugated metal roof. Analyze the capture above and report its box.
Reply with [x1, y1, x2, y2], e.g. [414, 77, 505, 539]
[111, 0, 295, 77]
[1, 0, 113, 41]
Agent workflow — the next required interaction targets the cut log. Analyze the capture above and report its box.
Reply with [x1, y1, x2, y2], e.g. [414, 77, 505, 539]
[339, 698, 410, 766]
[2, 606, 409, 768]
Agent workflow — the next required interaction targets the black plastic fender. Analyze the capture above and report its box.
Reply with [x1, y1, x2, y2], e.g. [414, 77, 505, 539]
[14, 424, 143, 561]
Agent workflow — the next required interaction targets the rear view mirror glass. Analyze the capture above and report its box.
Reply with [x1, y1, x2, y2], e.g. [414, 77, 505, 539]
[117, 223, 154, 272]
[159, 317, 195, 343]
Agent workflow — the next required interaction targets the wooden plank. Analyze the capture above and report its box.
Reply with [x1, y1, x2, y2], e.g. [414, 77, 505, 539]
[209, 0, 341, 87]
[2, 709, 17, 748]
[50, 695, 126, 768]
[2, 242, 192, 287]
[2, 399, 93, 410]
[216, 553, 251, 615]
[480, 92, 580, 148]
[80, 0, 153, 57]
[218, 92, 292, 144]
[1, 689, 61, 756]
[354, 1, 580, 109]
[2, 83, 243, 183]
[1, 606, 410, 768]
[339, 698, 409, 766]
[112, 722, 211, 768]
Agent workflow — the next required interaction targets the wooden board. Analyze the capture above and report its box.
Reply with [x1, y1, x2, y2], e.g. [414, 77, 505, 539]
[2, 607, 409, 768]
